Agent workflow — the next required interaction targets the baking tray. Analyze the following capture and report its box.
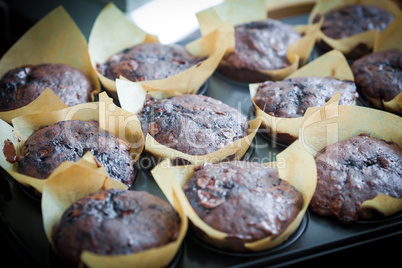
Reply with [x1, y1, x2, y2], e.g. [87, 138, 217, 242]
[1, 13, 401, 268]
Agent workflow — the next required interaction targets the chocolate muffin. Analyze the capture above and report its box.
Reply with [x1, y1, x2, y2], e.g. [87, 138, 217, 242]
[52, 189, 180, 267]
[253, 76, 358, 118]
[183, 161, 303, 245]
[313, 4, 394, 58]
[138, 95, 248, 155]
[0, 63, 93, 111]
[311, 134, 402, 224]
[351, 49, 402, 106]
[219, 18, 301, 83]
[17, 120, 134, 188]
[97, 42, 202, 82]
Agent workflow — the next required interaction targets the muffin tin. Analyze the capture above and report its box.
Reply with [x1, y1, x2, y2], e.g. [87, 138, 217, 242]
[1, 12, 401, 268]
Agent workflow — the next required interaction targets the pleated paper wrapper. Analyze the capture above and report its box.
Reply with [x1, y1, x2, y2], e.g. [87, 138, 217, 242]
[116, 78, 262, 166]
[309, 0, 401, 58]
[0, 90, 144, 194]
[151, 140, 316, 252]
[88, 3, 235, 99]
[196, 0, 321, 83]
[0, 6, 101, 124]
[249, 49, 353, 145]
[41, 159, 187, 268]
[299, 102, 402, 218]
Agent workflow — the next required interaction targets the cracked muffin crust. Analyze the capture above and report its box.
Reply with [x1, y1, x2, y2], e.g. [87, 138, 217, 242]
[138, 95, 248, 155]
[351, 49, 402, 103]
[313, 4, 394, 58]
[219, 18, 300, 82]
[52, 189, 180, 267]
[314, 4, 394, 40]
[17, 120, 134, 187]
[311, 134, 402, 224]
[97, 42, 202, 82]
[0, 63, 93, 111]
[253, 76, 358, 118]
[183, 161, 303, 242]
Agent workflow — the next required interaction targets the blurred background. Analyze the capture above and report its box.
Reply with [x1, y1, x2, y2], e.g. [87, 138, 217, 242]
[0, 0, 224, 57]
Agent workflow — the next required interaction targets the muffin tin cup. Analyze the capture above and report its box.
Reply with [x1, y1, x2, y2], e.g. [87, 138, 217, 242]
[197, 79, 210, 95]
[0, 92, 144, 194]
[187, 211, 309, 257]
[309, 0, 401, 59]
[249, 49, 355, 145]
[41, 160, 188, 268]
[299, 103, 402, 220]
[356, 212, 402, 225]
[17, 182, 41, 203]
[0, 7, 101, 124]
[196, 0, 322, 84]
[89, 3, 234, 99]
[247, 105, 289, 149]
[151, 140, 317, 253]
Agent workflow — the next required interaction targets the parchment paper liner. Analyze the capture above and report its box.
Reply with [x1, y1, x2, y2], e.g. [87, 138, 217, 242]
[151, 140, 317, 252]
[116, 78, 262, 166]
[41, 159, 188, 268]
[249, 49, 354, 145]
[0, 91, 144, 194]
[309, 0, 401, 57]
[299, 103, 402, 219]
[88, 3, 234, 99]
[196, 0, 321, 83]
[366, 13, 402, 115]
[0, 6, 101, 124]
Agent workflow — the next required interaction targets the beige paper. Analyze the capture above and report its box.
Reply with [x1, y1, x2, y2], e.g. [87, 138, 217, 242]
[151, 140, 316, 252]
[116, 78, 262, 165]
[249, 49, 353, 144]
[89, 3, 234, 99]
[42, 161, 187, 268]
[309, 0, 401, 55]
[0, 92, 144, 194]
[372, 13, 402, 115]
[0, 6, 101, 122]
[196, 0, 321, 82]
[0, 89, 68, 124]
[299, 104, 402, 218]
[197, 0, 267, 36]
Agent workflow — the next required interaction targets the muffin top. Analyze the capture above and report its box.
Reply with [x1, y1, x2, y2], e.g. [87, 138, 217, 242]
[223, 18, 300, 71]
[253, 76, 358, 118]
[183, 161, 303, 242]
[0, 63, 92, 111]
[97, 42, 202, 82]
[17, 120, 134, 187]
[311, 134, 402, 224]
[351, 49, 402, 101]
[52, 189, 180, 267]
[138, 95, 248, 155]
[315, 4, 394, 39]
